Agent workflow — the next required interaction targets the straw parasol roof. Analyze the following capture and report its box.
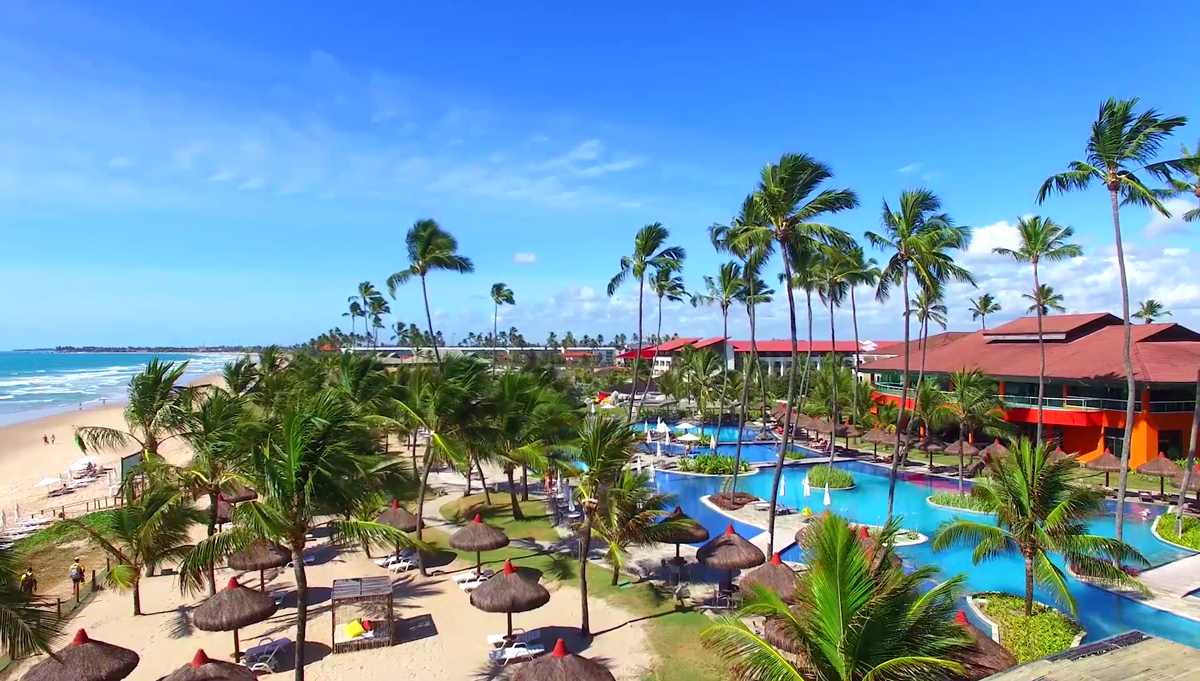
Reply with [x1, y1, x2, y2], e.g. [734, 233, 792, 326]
[739, 553, 799, 602]
[160, 649, 257, 681]
[227, 541, 290, 572]
[193, 578, 277, 632]
[470, 559, 551, 636]
[659, 506, 709, 545]
[836, 423, 863, 439]
[916, 437, 945, 452]
[761, 616, 801, 654]
[1047, 447, 1076, 465]
[214, 500, 233, 525]
[862, 428, 892, 445]
[511, 638, 616, 681]
[1084, 449, 1124, 473]
[22, 630, 138, 681]
[1138, 454, 1183, 478]
[221, 484, 257, 504]
[980, 439, 1009, 460]
[376, 500, 418, 533]
[1174, 466, 1200, 491]
[697, 525, 766, 571]
[952, 611, 1018, 680]
[449, 513, 509, 552]
[810, 417, 834, 434]
[944, 440, 979, 457]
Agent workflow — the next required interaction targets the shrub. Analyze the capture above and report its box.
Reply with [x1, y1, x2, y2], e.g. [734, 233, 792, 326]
[806, 465, 854, 489]
[678, 453, 751, 475]
[975, 592, 1082, 663]
[785, 449, 806, 461]
[929, 491, 991, 513]
[1157, 513, 1200, 550]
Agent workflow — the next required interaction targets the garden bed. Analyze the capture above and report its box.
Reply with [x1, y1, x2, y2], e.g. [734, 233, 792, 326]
[968, 593, 1085, 663]
[1152, 513, 1200, 552]
[709, 492, 760, 511]
[805, 465, 854, 490]
[926, 492, 992, 515]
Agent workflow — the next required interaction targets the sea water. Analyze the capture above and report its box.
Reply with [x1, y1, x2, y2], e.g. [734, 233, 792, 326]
[0, 352, 240, 425]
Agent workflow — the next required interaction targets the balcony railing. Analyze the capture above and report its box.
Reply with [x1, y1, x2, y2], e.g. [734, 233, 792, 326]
[872, 384, 1195, 414]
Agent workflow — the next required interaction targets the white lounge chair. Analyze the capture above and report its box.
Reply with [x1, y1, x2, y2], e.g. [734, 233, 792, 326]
[452, 569, 493, 584]
[487, 630, 541, 648]
[459, 575, 491, 592]
[285, 555, 316, 568]
[387, 558, 414, 573]
[242, 637, 288, 673]
[489, 642, 544, 665]
[374, 549, 417, 567]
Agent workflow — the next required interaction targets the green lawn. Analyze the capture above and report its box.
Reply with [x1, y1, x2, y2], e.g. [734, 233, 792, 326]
[428, 496, 728, 681]
[1157, 513, 1200, 550]
[976, 593, 1082, 663]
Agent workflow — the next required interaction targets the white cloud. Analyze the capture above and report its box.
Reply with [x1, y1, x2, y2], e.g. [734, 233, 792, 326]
[1164, 247, 1190, 257]
[108, 157, 131, 169]
[238, 177, 265, 190]
[512, 252, 536, 264]
[897, 163, 921, 173]
[1144, 198, 1197, 238]
[965, 220, 1021, 261]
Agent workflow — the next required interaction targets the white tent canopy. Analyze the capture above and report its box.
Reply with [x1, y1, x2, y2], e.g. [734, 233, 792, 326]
[68, 456, 101, 471]
[674, 421, 697, 430]
[676, 433, 700, 442]
[34, 477, 63, 488]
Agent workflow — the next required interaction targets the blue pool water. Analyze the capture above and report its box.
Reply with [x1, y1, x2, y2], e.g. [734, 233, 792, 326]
[652, 459, 1200, 648]
[633, 422, 761, 443]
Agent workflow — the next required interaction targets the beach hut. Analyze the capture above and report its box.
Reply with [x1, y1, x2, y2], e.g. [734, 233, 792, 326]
[21, 629, 139, 681]
[227, 541, 290, 592]
[1137, 454, 1184, 496]
[331, 576, 395, 654]
[159, 649, 256, 681]
[192, 578, 278, 659]
[739, 553, 800, 603]
[449, 513, 509, 573]
[1084, 448, 1125, 486]
[697, 525, 766, 592]
[469, 559, 551, 638]
[511, 638, 616, 681]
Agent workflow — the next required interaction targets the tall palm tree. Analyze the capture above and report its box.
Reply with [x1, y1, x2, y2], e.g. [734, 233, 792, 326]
[1133, 299, 1171, 323]
[969, 293, 1002, 330]
[490, 283, 515, 375]
[75, 357, 191, 459]
[842, 246, 880, 429]
[867, 189, 974, 520]
[817, 247, 852, 464]
[640, 262, 687, 409]
[608, 223, 685, 420]
[387, 219, 475, 365]
[947, 367, 1007, 494]
[367, 295, 389, 348]
[781, 242, 824, 432]
[909, 286, 948, 397]
[1038, 97, 1187, 542]
[590, 470, 690, 586]
[912, 380, 955, 448]
[493, 372, 573, 519]
[993, 215, 1081, 442]
[678, 345, 722, 415]
[702, 513, 972, 681]
[1023, 284, 1066, 316]
[0, 551, 62, 657]
[574, 416, 637, 636]
[342, 299, 363, 345]
[1164, 140, 1200, 223]
[932, 438, 1148, 616]
[736, 154, 858, 555]
[692, 261, 743, 442]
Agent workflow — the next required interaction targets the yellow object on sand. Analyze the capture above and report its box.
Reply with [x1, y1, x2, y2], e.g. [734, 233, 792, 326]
[343, 619, 365, 639]
[801, 507, 812, 517]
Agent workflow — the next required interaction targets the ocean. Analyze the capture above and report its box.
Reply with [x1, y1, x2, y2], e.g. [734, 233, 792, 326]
[0, 352, 241, 426]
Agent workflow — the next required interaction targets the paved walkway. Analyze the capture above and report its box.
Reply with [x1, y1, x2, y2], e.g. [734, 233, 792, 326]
[1140, 553, 1200, 599]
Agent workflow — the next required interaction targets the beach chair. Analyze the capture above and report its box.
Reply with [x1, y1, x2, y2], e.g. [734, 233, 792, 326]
[752, 501, 771, 512]
[242, 637, 288, 673]
[458, 573, 492, 592]
[488, 642, 544, 665]
[452, 569, 493, 584]
[487, 629, 541, 648]
[387, 558, 414, 573]
[285, 555, 316, 569]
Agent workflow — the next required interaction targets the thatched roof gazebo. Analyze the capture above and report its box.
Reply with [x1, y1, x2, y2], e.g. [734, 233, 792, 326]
[214, 500, 233, 526]
[331, 576, 395, 654]
[160, 649, 257, 681]
[511, 638, 616, 681]
[697, 524, 766, 589]
[227, 541, 290, 592]
[916, 437, 945, 468]
[1174, 465, 1200, 502]
[861, 428, 892, 457]
[658, 506, 709, 559]
[449, 513, 509, 573]
[1084, 448, 1125, 486]
[1137, 454, 1184, 496]
[377, 500, 419, 533]
[952, 610, 1018, 680]
[761, 616, 801, 654]
[980, 439, 1009, 462]
[21, 629, 139, 681]
[1047, 447, 1076, 465]
[469, 559, 551, 638]
[739, 553, 799, 603]
[192, 578, 278, 659]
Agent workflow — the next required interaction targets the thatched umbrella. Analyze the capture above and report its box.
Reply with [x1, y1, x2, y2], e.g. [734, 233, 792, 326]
[376, 500, 418, 533]
[739, 553, 799, 602]
[916, 437, 945, 468]
[221, 484, 257, 504]
[944, 440, 978, 475]
[214, 500, 233, 526]
[836, 423, 863, 447]
[1084, 448, 1125, 486]
[511, 638, 616, 681]
[658, 506, 709, 560]
[861, 428, 892, 457]
[1047, 447, 1076, 465]
[192, 577, 278, 659]
[761, 616, 801, 654]
[449, 513, 509, 573]
[1174, 465, 1200, 502]
[980, 439, 1009, 462]
[952, 610, 1018, 680]
[697, 524, 766, 589]
[160, 649, 257, 681]
[1137, 454, 1184, 496]
[21, 629, 139, 681]
[227, 540, 290, 592]
[469, 559, 551, 637]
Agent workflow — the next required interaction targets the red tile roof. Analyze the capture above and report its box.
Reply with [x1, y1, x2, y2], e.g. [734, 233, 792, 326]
[654, 337, 703, 353]
[730, 340, 865, 353]
[859, 316, 1200, 384]
[868, 332, 971, 357]
[982, 313, 1118, 337]
[616, 347, 656, 360]
[692, 336, 726, 349]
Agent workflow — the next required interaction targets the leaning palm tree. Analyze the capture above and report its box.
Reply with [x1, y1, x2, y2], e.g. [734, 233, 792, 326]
[947, 367, 1007, 494]
[75, 357, 191, 459]
[994, 216, 1081, 442]
[608, 223, 685, 420]
[703, 513, 972, 681]
[867, 189, 974, 520]
[490, 283, 515, 375]
[969, 292, 1002, 330]
[640, 263, 687, 409]
[386, 219, 475, 365]
[691, 261, 743, 442]
[1133, 299, 1171, 323]
[1164, 140, 1200, 223]
[590, 470, 690, 586]
[932, 438, 1149, 617]
[1038, 97, 1187, 542]
[842, 246, 880, 429]
[0, 550, 63, 656]
[574, 416, 637, 636]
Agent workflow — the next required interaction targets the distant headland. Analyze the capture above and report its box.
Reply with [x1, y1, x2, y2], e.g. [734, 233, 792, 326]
[12, 346, 263, 354]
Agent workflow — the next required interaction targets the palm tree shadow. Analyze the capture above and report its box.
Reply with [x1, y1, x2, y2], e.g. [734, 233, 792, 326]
[167, 605, 194, 639]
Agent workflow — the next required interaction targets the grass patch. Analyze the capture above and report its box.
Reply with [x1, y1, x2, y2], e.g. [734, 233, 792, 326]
[929, 491, 991, 513]
[806, 465, 854, 489]
[784, 449, 805, 461]
[11, 513, 109, 598]
[976, 592, 1082, 663]
[1157, 513, 1200, 550]
[678, 453, 750, 475]
[439, 494, 560, 542]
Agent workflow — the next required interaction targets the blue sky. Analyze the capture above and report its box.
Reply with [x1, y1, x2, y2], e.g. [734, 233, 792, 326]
[2, 1, 1199, 349]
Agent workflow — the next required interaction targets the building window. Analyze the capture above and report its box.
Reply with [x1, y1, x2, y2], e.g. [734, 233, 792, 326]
[1103, 427, 1125, 455]
[1157, 430, 1184, 460]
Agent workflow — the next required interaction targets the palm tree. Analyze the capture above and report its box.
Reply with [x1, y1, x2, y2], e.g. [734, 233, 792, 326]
[368, 295, 389, 348]
[817, 247, 852, 464]
[490, 283, 516, 375]
[993, 216, 1081, 442]
[678, 345, 722, 414]
[781, 242, 823, 430]
[737, 154, 858, 555]
[387, 219, 475, 365]
[910, 287, 948, 393]
[947, 367, 1007, 494]
[71, 484, 204, 615]
[933, 439, 1150, 617]
[1038, 97, 1187, 542]
[574, 416, 637, 636]
[1164, 140, 1200, 223]
[1133, 299, 1171, 323]
[842, 246, 880, 429]
[342, 300, 363, 346]
[608, 223, 685, 420]
[75, 357, 191, 459]
[640, 263, 687, 410]
[0, 549, 63, 656]
[867, 189, 974, 520]
[493, 372, 573, 519]
[970, 293, 1002, 330]
[703, 513, 972, 681]
[912, 380, 955, 448]
[590, 470, 689, 586]
[692, 261, 743, 441]
[1023, 284, 1065, 316]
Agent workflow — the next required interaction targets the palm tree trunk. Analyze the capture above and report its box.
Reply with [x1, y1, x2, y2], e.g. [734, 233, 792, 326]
[416, 454, 435, 577]
[798, 290, 815, 424]
[713, 310, 729, 449]
[477, 459, 492, 505]
[850, 287, 861, 430]
[1023, 553, 1035, 617]
[206, 492, 219, 596]
[1175, 367, 1200, 535]
[493, 303, 499, 377]
[887, 265, 913, 520]
[291, 543, 309, 681]
[1034, 261, 1045, 443]
[827, 296, 839, 465]
[610, 554, 621, 586]
[628, 278, 645, 422]
[767, 242, 800, 556]
[907, 315, 930, 445]
[959, 418, 967, 496]
[410, 432, 418, 475]
[506, 468, 524, 521]
[420, 275, 441, 365]
[579, 515, 594, 636]
[521, 468, 529, 502]
[639, 296, 664, 411]
[132, 574, 142, 616]
[731, 301, 755, 495]
[1111, 188, 1136, 543]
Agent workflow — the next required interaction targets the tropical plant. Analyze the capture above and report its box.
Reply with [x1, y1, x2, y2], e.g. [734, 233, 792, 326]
[970, 293, 1002, 330]
[912, 380, 955, 443]
[607, 223, 685, 420]
[677, 453, 751, 475]
[386, 219, 475, 365]
[0, 550, 62, 656]
[817, 246, 854, 464]
[589, 470, 688, 585]
[367, 295, 389, 348]
[692, 261, 743, 440]
[342, 299, 363, 344]
[947, 367, 1007, 494]
[221, 356, 258, 396]
[1023, 284, 1065, 317]
[489, 282, 516, 375]
[842, 246, 880, 429]
[702, 513, 972, 681]
[806, 465, 854, 489]
[640, 261, 687, 409]
[492, 372, 573, 519]
[909, 286, 948, 395]
[867, 188, 973, 519]
[677, 345, 722, 414]
[1133, 299, 1171, 323]
[932, 438, 1149, 617]
[1038, 97, 1187, 542]
[1164, 140, 1200, 223]
[75, 357, 191, 459]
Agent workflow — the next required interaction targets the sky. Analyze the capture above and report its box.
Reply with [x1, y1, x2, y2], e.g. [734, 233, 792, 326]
[2, 1, 1199, 349]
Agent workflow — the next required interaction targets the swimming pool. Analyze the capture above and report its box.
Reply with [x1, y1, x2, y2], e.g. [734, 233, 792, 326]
[633, 422, 762, 443]
[652, 459, 1200, 648]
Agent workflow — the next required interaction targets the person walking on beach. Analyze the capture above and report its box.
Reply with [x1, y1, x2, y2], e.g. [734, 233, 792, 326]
[50, 434, 56, 445]
[42, 434, 48, 445]
[20, 567, 36, 596]
[69, 558, 85, 598]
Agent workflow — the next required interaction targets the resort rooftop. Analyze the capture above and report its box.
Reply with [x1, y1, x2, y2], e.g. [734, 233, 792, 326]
[984, 631, 1200, 680]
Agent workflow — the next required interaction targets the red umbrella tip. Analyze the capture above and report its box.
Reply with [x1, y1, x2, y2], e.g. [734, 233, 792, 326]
[673, 506, 682, 514]
[226, 577, 240, 590]
[391, 500, 400, 509]
[552, 638, 569, 658]
[191, 649, 211, 667]
[1159, 452, 1167, 459]
[473, 513, 483, 524]
[71, 629, 90, 645]
[1104, 447, 1112, 455]
[858, 526, 870, 540]
[503, 559, 515, 575]
[954, 610, 970, 627]
[724, 524, 735, 535]
[770, 552, 782, 565]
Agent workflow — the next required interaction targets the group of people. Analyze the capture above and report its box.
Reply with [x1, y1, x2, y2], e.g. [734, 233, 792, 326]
[19, 558, 87, 598]
[40, 433, 57, 445]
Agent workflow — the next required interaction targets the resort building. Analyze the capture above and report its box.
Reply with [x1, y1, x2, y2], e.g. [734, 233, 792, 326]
[617, 337, 892, 376]
[353, 345, 617, 365]
[859, 313, 1200, 469]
